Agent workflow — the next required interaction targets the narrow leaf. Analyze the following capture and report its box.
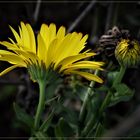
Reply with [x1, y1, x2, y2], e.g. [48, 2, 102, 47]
[13, 102, 34, 128]
[39, 111, 54, 132]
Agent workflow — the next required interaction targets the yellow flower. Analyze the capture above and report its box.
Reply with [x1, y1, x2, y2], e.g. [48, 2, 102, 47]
[115, 39, 140, 67]
[0, 22, 104, 83]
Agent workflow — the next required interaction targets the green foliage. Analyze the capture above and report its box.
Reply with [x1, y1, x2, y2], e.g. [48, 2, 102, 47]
[109, 83, 134, 107]
[0, 85, 16, 101]
[45, 78, 63, 100]
[107, 71, 119, 86]
[54, 100, 79, 126]
[39, 111, 54, 133]
[55, 117, 75, 139]
[13, 102, 34, 129]
[85, 93, 102, 125]
[94, 123, 105, 138]
[73, 83, 88, 101]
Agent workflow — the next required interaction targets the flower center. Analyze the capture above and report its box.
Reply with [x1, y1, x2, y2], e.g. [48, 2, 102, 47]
[127, 41, 134, 50]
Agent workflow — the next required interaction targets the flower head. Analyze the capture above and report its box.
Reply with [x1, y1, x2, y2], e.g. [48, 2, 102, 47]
[115, 39, 140, 67]
[0, 22, 104, 83]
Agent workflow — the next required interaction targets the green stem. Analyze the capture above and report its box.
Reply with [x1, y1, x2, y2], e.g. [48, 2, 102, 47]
[34, 80, 46, 130]
[99, 66, 126, 115]
[82, 66, 126, 136]
[113, 66, 126, 87]
[92, 66, 126, 136]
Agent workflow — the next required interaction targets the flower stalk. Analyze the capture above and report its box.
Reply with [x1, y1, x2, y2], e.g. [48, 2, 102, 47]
[34, 80, 46, 130]
[112, 65, 126, 87]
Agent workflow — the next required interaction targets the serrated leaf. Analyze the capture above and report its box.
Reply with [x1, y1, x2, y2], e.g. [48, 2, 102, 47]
[13, 102, 34, 129]
[109, 83, 134, 107]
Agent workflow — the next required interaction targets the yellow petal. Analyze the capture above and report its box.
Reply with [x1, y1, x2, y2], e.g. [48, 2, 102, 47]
[18, 26, 23, 42]
[63, 64, 103, 74]
[75, 61, 105, 66]
[55, 33, 87, 66]
[40, 23, 49, 47]
[74, 34, 88, 54]
[53, 33, 72, 68]
[0, 50, 17, 55]
[20, 22, 30, 50]
[46, 39, 58, 67]
[9, 25, 21, 44]
[63, 61, 104, 73]
[68, 70, 103, 83]
[0, 65, 19, 76]
[49, 23, 56, 42]
[63, 32, 83, 56]
[0, 41, 18, 50]
[26, 24, 36, 53]
[8, 38, 16, 44]
[53, 32, 82, 65]
[58, 53, 96, 72]
[37, 33, 46, 61]
[0, 55, 26, 66]
[57, 26, 66, 39]
[12, 49, 38, 65]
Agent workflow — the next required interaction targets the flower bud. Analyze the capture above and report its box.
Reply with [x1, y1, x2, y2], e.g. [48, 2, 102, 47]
[115, 39, 140, 67]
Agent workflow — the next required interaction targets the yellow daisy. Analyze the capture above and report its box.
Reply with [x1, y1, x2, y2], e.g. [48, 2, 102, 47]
[0, 22, 104, 83]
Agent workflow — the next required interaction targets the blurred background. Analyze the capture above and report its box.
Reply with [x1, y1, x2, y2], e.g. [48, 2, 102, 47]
[0, 0, 140, 139]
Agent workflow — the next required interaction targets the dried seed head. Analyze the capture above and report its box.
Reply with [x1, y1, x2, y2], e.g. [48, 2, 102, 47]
[98, 26, 130, 57]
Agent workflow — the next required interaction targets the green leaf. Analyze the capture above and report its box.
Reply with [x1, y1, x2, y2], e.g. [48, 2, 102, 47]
[35, 131, 49, 140]
[53, 98, 78, 126]
[13, 102, 34, 129]
[107, 71, 119, 86]
[94, 123, 105, 137]
[74, 84, 90, 101]
[84, 93, 102, 127]
[46, 78, 62, 100]
[55, 117, 75, 139]
[95, 85, 109, 92]
[62, 108, 78, 126]
[109, 83, 134, 107]
[55, 126, 64, 140]
[39, 111, 54, 133]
